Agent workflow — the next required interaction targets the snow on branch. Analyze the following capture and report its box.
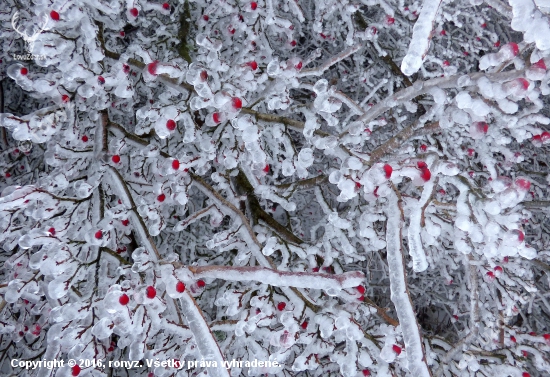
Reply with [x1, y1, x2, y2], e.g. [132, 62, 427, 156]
[401, 0, 443, 76]
[297, 45, 361, 77]
[186, 265, 365, 290]
[386, 189, 432, 377]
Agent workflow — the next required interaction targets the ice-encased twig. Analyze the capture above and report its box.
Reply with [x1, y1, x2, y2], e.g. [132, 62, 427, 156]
[386, 190, 432, 377]
[401, 0, 443, 76]
[406, 179, 435, 272]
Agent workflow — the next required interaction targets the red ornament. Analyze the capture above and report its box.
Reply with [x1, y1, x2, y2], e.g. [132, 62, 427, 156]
[146, 286, 156, 299]
[277, 302, 286, 311]
[172, 159, 180, 170]
[197, 280, 206, 288]
[81, 135, 88, 142]
[94, 230, 103, 239]
[112, 155, 121, 163]
[176, 281, 186, 293]
[392, 345, 402, 355]
[71, 365, 81, 376]
[383, 164, 393, 179]
[50, 11, 60, 21]
[119, 294, 129, 305]
[157, 193, 166, 202]
[130, 8, 139, 17]
[20, 67, 28, 75]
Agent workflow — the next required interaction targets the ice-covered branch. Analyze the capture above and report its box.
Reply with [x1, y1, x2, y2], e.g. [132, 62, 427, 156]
[401, 0, 443, 76]
[407, 179, 436, 272]
[386, 189, 433, 377]
[186, 265, 365, 290]
[297, 45, 361, 77]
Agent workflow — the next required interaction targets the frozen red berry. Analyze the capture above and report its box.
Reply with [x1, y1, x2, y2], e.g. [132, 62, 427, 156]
[510, 335, 516, 343]
[386, 16, 394, 25]
[494, 41, 501, 47]
[123, 64, 130, 74]
[20, 67, 28, 75]
[130, 8, 139, 17]
[119, 293, 129, 305]
[506, 42, 519, 56]
[172, 159, 180, 170]
[197, 280, 206, 288]
[119, 31, 125, 37]
[494, 266, 503, 273]
[356, 286, 366, 295]
[232, 97, 243, 109]
[95, 230, 103, 239]
[290, 40, 297, 47]
[176, 281, 185, 293]
[295, 61, 303, 70]
[487, 271, 495, 279]
[203, 15, 209, 21]
[277, 302, 286, 311]
[121, 219, 129, 226]
[263, 165, 270, 173]
[420, 168, 431, 182]
[50, 11, 60, 21]
[533, 59, 547, 70]
[515, 178, 531, 191]
[383, 164, 393, 179]
[392, 345, 402, 355]
[112, 155, 121, 163]
[440, 30, 446, 36]
[166, 119, 177, 131]
[71, 365, 81, 376]
[81, 135, 88, 142]
[213, 113, 222, 124]
[251, 2, 257, 10]
[157, 193, 166, 202]
[420, 144, 427, 151]
[301, 321, 308, 329]
[162, 3, 170, 10]
[247, 61, 258, 70]
[146, 286, 156, 299]
[522, 373, 530, 377]
[48, 227, 56, 236]
[148, 61, 158, 75]
[442, 60, 450, 67]
[417, 161, 428, 169]
[362, 370, 371, 376]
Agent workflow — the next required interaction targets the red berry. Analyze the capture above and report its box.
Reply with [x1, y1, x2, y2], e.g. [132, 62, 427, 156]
[197, 280, 206, 288]
[543, 334, 550, 340]
[263, 165, 270, 173]
[507, 42, 519, 56]
[98, 76, 105, 85]
[487, 271, 495, 279]
[295, 61, 303, 70]
[157, 193, 166, 202]
[176, 281, 185, 293]
[232, 97, 243, 109]
[515, 178, 531, 191]
[162, 3, 170, 10]
[440, 30, 446, 36]
[467, 148, 475, 157]
[383, 164, 393, 179]
[123, 64, 130, 74]
[48, 227, 56, 236]
[146, 286, 156, 299]
[277, 302, 286, 311]
[417, 161, 427, 169]
[522, 373, 530, 377]
[301, 321, 308, 329]
[172, 159, 180, 170]
[130, 7, 139, 17]
[203, 15, 209, 21]
[251, 2, 257, 10]
[481, 23, 487, 28]
[356, 286, 366, 294]
[494, 41, 500, 47]
[95, 230, 103, 239]
[494, 266, 503, 273]
[290, 40, 297, 47]
[362, 370, 371, 376]
[228, 27, 236, 35]
[247, 61, 258, 70]
[392, 345, 402, 355]
[420, 168, 431, 182]
[119, 31, 125, 37]
[420, 144, 427, 151]
[50, 11, 60, 21]
[148, 61, 158, 75]
[166, 119, 176, 131]
[442, 60, 450, 67]
[533, 59, 547, 70]
[61, 94, 70, 103]
[20, 67, 28, 75]
[82, 135, 88, 142]
[370, 26, 377, 35]
[71, 365, 81, 376]
[518, 230, 525, 242]
[213, 112, 222, 124]
[529, 332, 536, 336]
[510, 336, 516, 343]
[119, 294, 129, 305]
[5, 172, 10, 178]
[386, 16, 394, 25]
[200, 70, 208, 81]
[121, 219, 129, 226]
[112, 155, 121, 163]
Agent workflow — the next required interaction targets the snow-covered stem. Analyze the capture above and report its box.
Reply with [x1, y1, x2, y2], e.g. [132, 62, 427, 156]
[297, 45, 362, 77]
[185, 265, 365, 290]
[386, 188, 433, 377]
